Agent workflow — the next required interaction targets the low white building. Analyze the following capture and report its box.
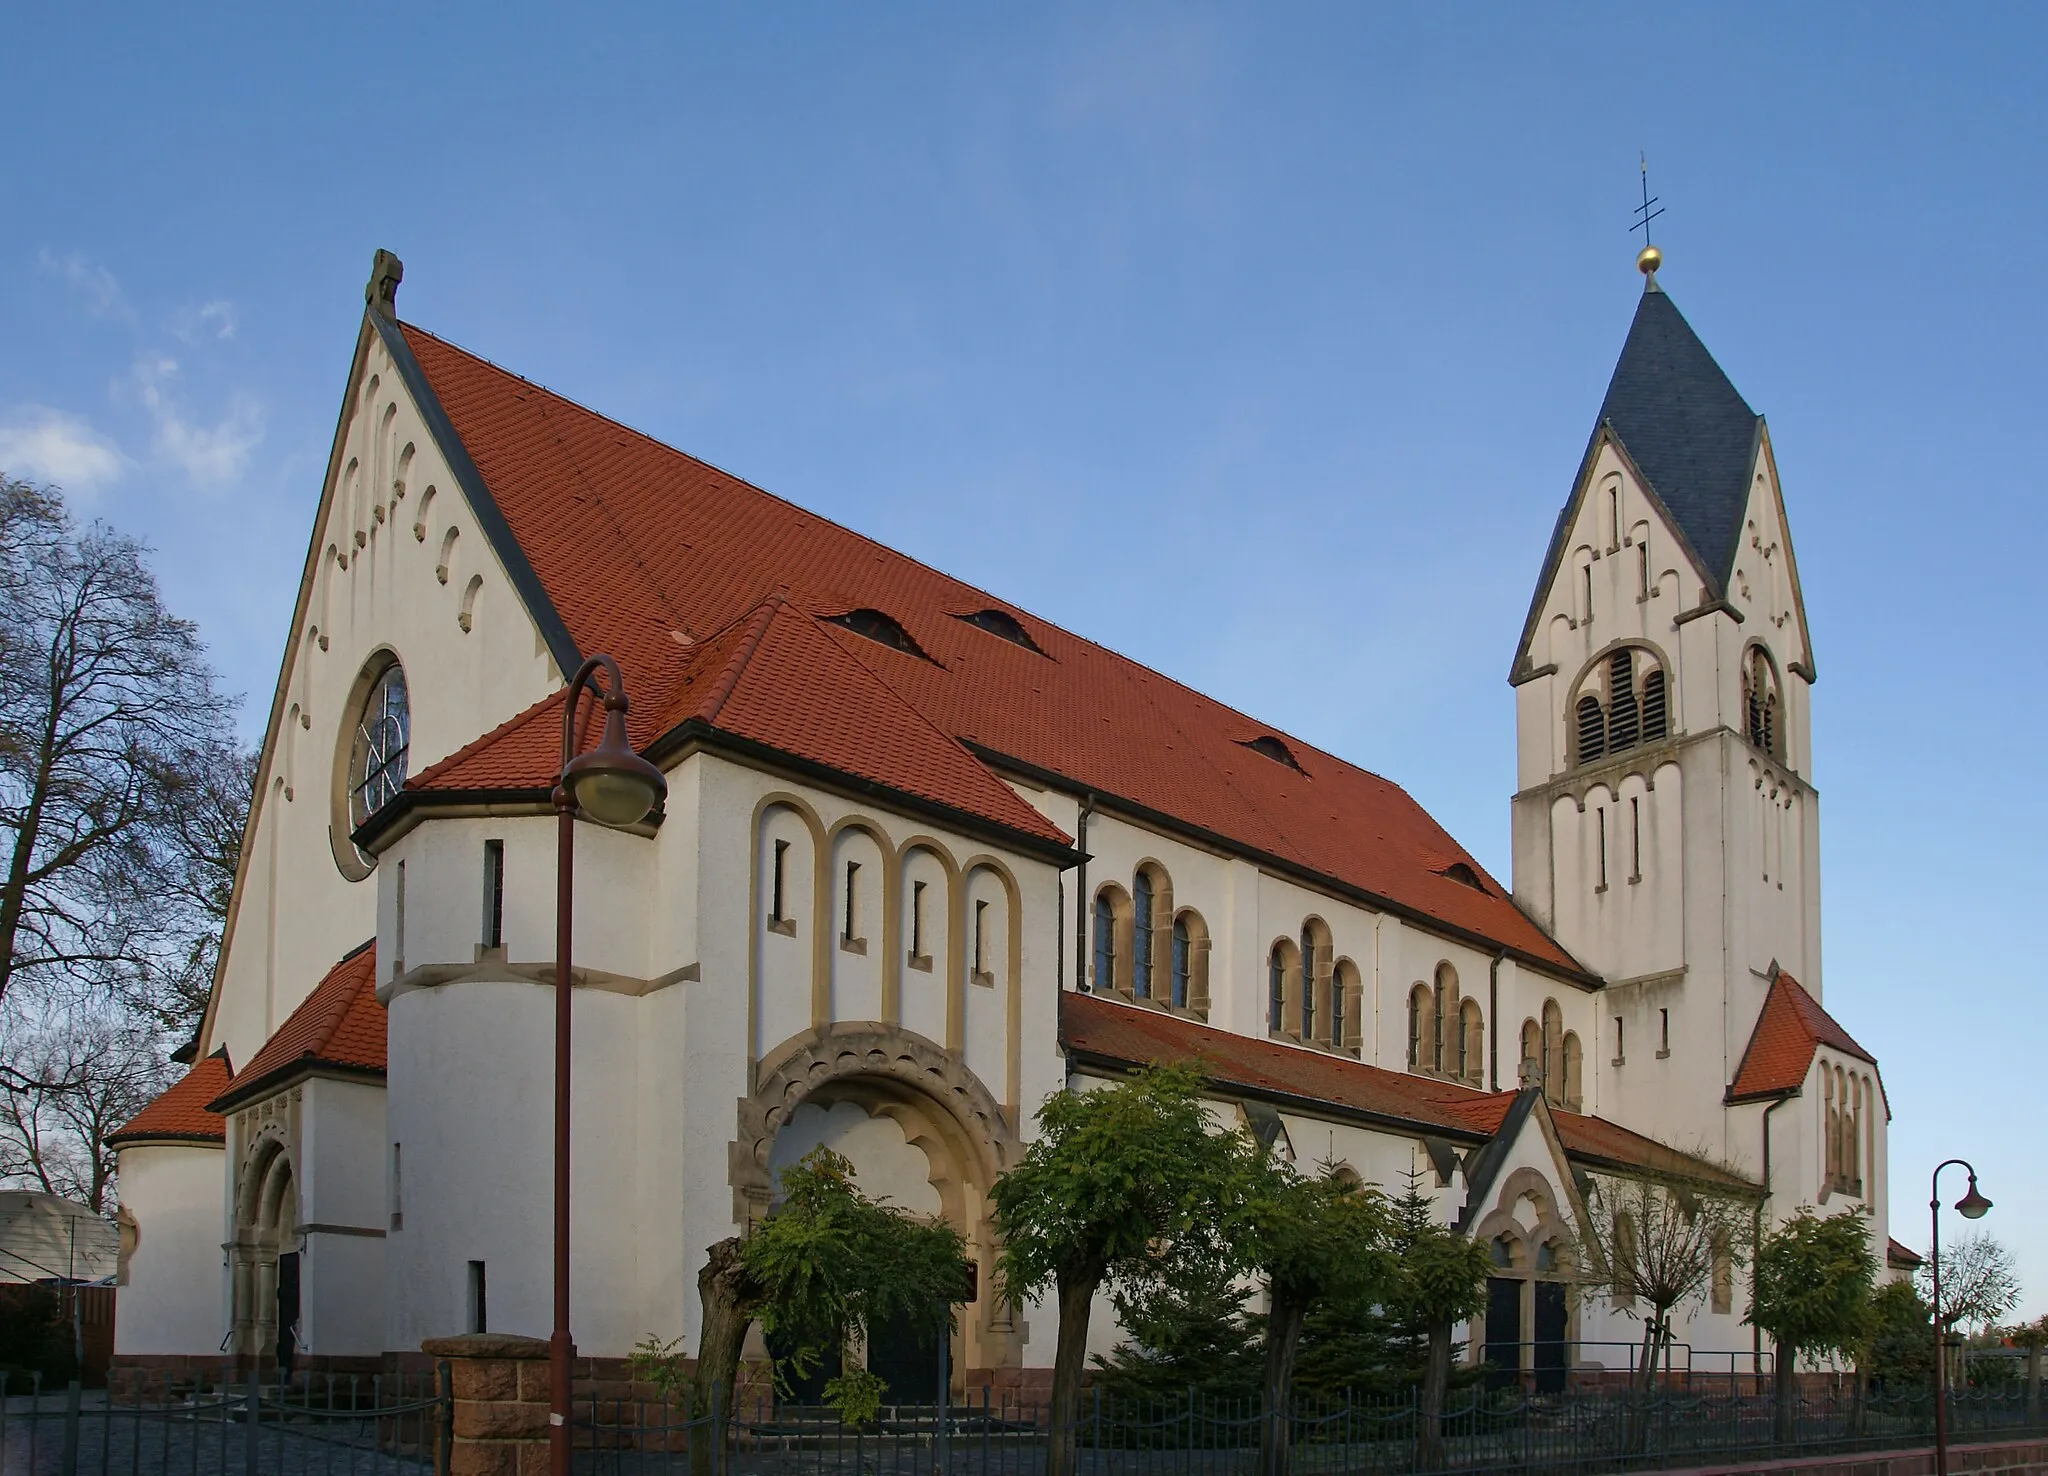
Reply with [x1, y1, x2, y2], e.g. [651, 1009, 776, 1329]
[111, 248, 1891, 1392]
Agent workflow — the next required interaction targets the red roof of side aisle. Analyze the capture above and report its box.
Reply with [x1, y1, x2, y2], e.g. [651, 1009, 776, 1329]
[208, 942, 385, 1112]
[109, 1054, 233, 1146]
[1727, 971, 1883, 1107]
[1060, 991, 1756, 1193]
[388, 321, 1585, 978]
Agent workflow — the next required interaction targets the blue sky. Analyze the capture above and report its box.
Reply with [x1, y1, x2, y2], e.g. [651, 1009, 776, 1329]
[7, 5, 2044, 1316]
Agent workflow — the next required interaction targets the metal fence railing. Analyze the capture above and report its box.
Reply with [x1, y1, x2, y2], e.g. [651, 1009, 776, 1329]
[0, 1366, 450, 1476]
[571, 1383, 2048, 1476]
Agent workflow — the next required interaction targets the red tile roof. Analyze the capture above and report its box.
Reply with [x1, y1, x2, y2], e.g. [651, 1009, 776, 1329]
[394, 322, 1582, 975]
[1888, 1237, 1924, 1270]
[1060, 991, 1755, 1192]
[210, 942, 385, 1111]
[108, 1054, 232, 1146]
[1727, 971, 1879, 1103]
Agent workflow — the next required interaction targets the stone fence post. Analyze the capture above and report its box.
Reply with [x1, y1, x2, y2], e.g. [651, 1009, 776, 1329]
[421, 1333, 551, 1476]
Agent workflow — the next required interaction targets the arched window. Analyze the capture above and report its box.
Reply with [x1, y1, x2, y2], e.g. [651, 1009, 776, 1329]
[1409, 984, 1436, 1072]
[1269, 942, 1293, 1035]
[1300, 925, 1317, 1043]
[1092, 892, 1115, 992]
[1744, 647, 1782, 758]
[1132, 871, 1154, 1000]
[1170, 910, 1210, 1019]
[1572, 647, 1669, 765]
[1334, 959, 1362, 1053]
[1297, 920, 1333, 1046]
[1561, 1032, 1583, 1112]
[1541, 1000, 1564, 1097]
[349, 661, 411, 829]
[1520, 1019, 1542, 1087]
[1460, 999, 1485, 1088]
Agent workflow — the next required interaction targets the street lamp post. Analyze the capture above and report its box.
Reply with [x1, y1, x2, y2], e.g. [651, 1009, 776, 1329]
[1930, 1158, 1992, 1476]
[550, 655, 667, 1476]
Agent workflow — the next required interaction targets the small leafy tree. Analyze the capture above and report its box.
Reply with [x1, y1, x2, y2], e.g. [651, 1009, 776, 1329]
[1581, 1175, 1751, 1398]
[1239, 1160, 1398, 1476]
[992, 1064, 1246, 1476]
[1749, 1208, 1877, 1440]
[1383, 1173, 1489, 1470]
[1862, 1280, 1933, 1394]
[742, 1149, 967, 1419]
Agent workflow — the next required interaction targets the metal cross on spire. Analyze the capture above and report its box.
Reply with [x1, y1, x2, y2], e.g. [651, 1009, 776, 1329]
[1632, 152, 1665, 278]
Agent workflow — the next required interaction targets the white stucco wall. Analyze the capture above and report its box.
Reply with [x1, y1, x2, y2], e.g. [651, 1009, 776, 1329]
[112, 1145, 228, 1356]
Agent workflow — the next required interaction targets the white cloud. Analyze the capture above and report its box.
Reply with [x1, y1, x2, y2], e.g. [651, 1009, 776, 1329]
[38, 249, 133, 322]
[0, 408, 129, 498]
[172, 300, 238, 343]
[132, 356, 263, 490]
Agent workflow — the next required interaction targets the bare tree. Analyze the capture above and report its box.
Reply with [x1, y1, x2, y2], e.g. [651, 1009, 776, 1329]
[1581, 1174, 1752, 1397]
[1922, 1233, 2022, 1337]
[0, 473, 249, 1211]
[0, 1001, 173, 1212]
[0, 476, 242, 1017]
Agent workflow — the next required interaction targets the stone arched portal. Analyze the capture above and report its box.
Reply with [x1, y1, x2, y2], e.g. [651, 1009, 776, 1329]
[229, 1133, 300, 1368]
[732, 1023, 1023, 1381]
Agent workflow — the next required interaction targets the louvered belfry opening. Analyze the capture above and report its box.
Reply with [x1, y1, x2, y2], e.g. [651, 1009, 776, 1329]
[1641, 668, 1668, 742]
[1573, 646, 1669, 766]
[1606, 650, 1640, 751]
[1576, 695, 1606, 763]
[1744, 648, 1780, 758]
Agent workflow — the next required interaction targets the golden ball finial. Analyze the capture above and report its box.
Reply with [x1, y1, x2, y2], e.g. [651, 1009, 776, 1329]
[1636, 244, 1663, 276]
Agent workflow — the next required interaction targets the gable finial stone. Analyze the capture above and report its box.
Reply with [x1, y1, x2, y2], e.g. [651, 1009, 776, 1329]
[366, 249, 404, 317]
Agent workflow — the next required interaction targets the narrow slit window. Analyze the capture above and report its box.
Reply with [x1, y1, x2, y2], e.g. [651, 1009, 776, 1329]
[467, 1261, 488, 1334]
[844, 862, 860, 942]
[911, 880, 927, 959]
[1597, 807, 1608, 889]
[1170, 918, 1190, 1010]
[770, 839, 788, 923]
[1582, 564, 1593, 623]
[1659, 1008, 1670, 1055]
[973, 899, 988, 976]
[1614, 1016, 1625, 1063]
[394, 859, 407, 977]
[1638, 541, 1650, 598]
[1609, 487, 1620, 547]
[482, 840, 505, 949]
[390, 1143, 403, 1231]
[1630, 797, 1641, 880]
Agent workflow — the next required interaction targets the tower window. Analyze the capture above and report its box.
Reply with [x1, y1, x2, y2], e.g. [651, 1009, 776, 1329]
[1570, 646, 1668, 766]
[1596, 806, 1608, 890]
[1744, 647, 1782, 758]
[1629, 796, 1641, 881]
[1658, 1007, 1670, 1058]
[973, 899, 988, 977]
[910, 880, 927, 962]
[1638, 541, 1650, 599]
[467, 1261, 488, 1335]
[844, 862, 860, 942]
[770, 839, 789, 924]
[1582, 565, 1594, 624]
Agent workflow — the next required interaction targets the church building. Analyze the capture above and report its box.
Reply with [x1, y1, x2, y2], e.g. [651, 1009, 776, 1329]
[108, 247, 1891, 1390]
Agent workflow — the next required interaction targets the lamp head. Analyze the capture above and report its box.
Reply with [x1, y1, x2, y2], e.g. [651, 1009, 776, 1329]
[1956, 1175, 1992, 1221]
[561, 703, 666, 828]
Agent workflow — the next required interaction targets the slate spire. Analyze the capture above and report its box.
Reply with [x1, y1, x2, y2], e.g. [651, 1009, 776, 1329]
[1596, 283, 1762, 597]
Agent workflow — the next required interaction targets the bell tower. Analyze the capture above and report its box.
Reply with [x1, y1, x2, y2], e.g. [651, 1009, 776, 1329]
[1508, 249, 1820, 1156]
